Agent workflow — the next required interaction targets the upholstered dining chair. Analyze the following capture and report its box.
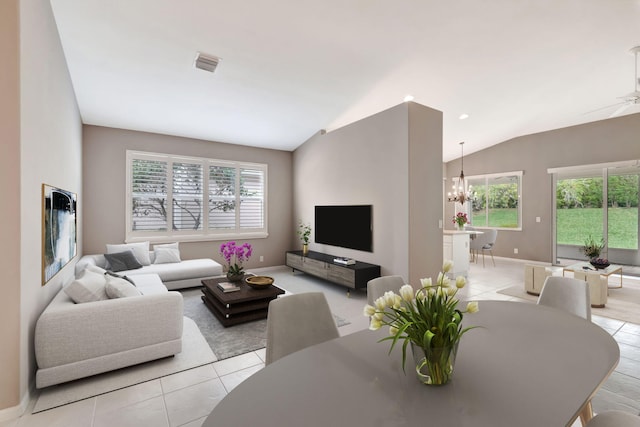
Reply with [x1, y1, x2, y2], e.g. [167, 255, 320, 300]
[469, 229, 497, 267]
[265, 292, 339, 365]
[586, 410, 640, 426]
[537, 276, 591, 321]
[367, 275, 406, 306]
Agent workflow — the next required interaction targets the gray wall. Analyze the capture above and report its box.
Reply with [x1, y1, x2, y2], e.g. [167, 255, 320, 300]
[0, 0, 83, 414]
[292, 102, 443, 285]
[444, 113, 640, 263]
[82, 126, 293, 270]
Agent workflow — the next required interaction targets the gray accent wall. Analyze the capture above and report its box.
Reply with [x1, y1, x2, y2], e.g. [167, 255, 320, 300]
[82, 126, 293, 270]
[444, 113, 640, 263]
[292, 102, 443, 285]
[1, 0, 83, 414]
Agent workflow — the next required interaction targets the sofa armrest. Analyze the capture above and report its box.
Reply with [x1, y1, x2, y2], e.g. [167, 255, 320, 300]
[75, 254, 109, 277]
[35, 292, 183, 369]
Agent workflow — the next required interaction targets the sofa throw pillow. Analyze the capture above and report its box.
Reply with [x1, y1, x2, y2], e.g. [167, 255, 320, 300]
[106, 242, 151, 266]
[104, 270, 136, 285]
[103, 250, 143, 272]
[105, 275, 142, 299]
[64, 270, 109, 303]
[154, 247, 182, 264]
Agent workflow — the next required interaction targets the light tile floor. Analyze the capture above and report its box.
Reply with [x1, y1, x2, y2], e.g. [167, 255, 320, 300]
[7, 258, 640, 427]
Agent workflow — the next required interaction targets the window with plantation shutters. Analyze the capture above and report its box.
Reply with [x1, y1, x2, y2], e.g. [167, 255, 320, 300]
[126, 151, 268, 242]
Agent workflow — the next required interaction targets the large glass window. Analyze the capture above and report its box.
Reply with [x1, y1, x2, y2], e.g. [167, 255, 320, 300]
[468, 171, 522, 229]
[556, 175, 604, 246]
[127, 151, 268, 242]
[607, 169, 638, 250]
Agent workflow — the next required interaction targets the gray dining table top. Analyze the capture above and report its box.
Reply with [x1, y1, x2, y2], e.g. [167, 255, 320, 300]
[203, 300, 619, 427]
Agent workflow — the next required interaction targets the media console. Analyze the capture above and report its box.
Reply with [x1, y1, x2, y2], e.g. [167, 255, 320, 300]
[285, 250, 381, 291]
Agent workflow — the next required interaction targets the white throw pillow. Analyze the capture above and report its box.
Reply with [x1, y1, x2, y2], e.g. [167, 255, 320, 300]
[106, 242, 151, 266]
[154, 247, 182, 264]
[105, 275, 142, 299]
[64, 270, 108, 303]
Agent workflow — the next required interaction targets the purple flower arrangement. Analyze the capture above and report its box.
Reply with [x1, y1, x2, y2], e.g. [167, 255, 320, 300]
[219, 241, 253, 276]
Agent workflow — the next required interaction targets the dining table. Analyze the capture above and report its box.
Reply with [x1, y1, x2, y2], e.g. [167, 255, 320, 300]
[203, 300, 619, 427]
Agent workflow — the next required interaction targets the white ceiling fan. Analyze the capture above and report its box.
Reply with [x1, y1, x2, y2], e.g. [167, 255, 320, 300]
[586, 46, 640, 118]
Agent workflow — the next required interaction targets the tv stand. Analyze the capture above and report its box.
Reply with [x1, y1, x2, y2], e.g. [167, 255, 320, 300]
[285, 250, 381, 291]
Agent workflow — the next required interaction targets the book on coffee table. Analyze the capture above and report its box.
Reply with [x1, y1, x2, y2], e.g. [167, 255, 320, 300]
[217, 281, 241, 293]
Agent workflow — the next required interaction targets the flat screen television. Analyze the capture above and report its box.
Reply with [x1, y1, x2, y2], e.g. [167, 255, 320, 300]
[315, 205, 373, 252]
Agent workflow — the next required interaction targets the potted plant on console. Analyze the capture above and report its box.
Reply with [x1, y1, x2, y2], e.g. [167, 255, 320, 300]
[581, 235, 609, 269]
[298, 221, 312, 256]
[219, 241, 253, 282]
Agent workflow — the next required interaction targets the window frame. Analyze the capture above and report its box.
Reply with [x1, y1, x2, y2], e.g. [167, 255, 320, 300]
[126, 150, 268, 243]
[464, 170, 523, 231]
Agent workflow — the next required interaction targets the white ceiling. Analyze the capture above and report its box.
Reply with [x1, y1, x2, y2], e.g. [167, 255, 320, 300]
[50, 0, 640, 162]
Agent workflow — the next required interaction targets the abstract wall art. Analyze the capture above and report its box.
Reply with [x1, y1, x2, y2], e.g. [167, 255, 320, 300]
[42, 184, 77, 285]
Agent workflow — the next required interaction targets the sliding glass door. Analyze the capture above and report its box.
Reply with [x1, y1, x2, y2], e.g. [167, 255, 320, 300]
[553, 163, 639, 266]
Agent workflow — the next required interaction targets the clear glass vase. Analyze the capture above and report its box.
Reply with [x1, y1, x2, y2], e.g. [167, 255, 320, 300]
[412, 342, 459, 385]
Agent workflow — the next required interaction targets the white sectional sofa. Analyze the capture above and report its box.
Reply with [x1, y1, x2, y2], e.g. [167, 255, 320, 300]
[35, 273, 183, 388]
[74, 241, 223, 290]
[35, 242, 224, 388]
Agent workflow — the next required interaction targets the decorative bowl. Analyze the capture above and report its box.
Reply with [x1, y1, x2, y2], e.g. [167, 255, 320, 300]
[245, 275, 274, 289]
[590, 259, 610, 270]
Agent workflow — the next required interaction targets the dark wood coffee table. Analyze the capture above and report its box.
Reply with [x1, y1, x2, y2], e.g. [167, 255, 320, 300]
[201, 276, 285, 327]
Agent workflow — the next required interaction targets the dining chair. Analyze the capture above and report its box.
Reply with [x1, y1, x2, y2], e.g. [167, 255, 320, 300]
[586, 410, 640, 426]
[367, 275, 405, 306]
[469, 229, 497, 267]
[537, 276, 591, 321]
[265, 292, 339, 365]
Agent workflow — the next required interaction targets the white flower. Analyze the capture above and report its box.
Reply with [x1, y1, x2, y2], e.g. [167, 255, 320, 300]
[374, 296, 386, 311]
[393, 294, 402, 309]
[373, 312, 384, 321]
[369, 317, 382, 330]
[437, 287, 447, 297]
[442, 260, 453, 273]
[466, 301, 479, 313]
[455, 276, 466, 289]
[363, 304, 376, 317]
[399, 284, 414, 302]
[447, 286, 457, 297]
[384, 291, 396, 307]
[389, 325, 399, 336]
[420, 277, 432, 288]
[437, 272, 451, 288]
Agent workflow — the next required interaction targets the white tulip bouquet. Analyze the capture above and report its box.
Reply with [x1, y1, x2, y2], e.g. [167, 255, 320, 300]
[363, 261, 479, 384]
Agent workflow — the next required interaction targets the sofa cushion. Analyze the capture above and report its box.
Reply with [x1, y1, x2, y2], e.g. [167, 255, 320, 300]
[104, 250, 143, 272]
[104, 270, 136, 285]
[129, 274, 169, 295]
[64, 270, 109, 303]
[106, 242, 151, 266]
[120, 259, 221, 283]
[154, 247, 181, 264]
[105, 275, 142, 299]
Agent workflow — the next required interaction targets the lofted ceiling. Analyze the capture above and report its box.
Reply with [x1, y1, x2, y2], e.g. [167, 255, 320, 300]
[50, 0, 640, 161]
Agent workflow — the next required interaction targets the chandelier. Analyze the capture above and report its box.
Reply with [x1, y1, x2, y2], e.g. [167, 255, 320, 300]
[447, 142, 472, 204]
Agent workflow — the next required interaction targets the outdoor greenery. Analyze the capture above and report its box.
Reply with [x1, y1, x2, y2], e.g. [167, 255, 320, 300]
[556, 208, 637, 249]
[471, 209, 518, 228]
[470, 179, 519, 228]
[556, 175, 639, 250]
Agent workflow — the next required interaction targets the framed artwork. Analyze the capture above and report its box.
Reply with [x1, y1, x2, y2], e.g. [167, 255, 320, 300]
[42, 184, 77, 285]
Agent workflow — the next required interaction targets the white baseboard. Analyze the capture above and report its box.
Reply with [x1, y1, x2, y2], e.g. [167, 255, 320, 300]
[0, 388, 31, 422]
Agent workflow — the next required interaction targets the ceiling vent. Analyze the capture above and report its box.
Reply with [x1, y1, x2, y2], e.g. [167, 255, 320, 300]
[194, 52, 220, 73]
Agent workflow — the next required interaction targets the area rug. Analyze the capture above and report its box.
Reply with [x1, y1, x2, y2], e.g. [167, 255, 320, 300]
[497, 275, 640, 325]
[33, 317, 215, 413]
[181, 288, 351, 360]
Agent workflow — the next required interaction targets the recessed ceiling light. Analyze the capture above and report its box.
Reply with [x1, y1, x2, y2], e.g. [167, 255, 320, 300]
[459, 113, 470, 120]
[403, 95, 414, 102]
